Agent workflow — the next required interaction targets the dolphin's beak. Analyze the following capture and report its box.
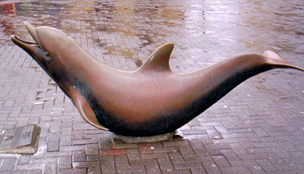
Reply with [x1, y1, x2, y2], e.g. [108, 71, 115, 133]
[24, 21, 39, 44]
[11, 22, 42, 58]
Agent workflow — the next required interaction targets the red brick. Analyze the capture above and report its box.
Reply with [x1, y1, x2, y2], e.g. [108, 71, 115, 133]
[138, 144, 154, 153]
[100, 149, 127, 156]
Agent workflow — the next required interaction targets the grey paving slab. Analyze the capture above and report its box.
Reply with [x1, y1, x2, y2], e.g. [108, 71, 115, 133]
[0, 0, 304, 173]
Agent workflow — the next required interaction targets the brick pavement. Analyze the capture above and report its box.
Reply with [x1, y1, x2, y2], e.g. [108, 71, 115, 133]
[0, 0, 304, 173]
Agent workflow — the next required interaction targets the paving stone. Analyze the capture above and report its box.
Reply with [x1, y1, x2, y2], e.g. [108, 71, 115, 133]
[145, 163, 161, 174]
[256, 159, 277, 172]
[207, 129, 223, 140]
[212, 155, 231, 168]
[182, 129, 207, 135]
[57, 168, 86, 174]
[16, 155, 31, 165]
[100, 155, 116, 173]
[157, 157, 174, 171]
[72, 150, 86, 162]
[169, 152, 185, 163]
[87, 167, 102, 174]
[84, 144, 99, 156]
[14, 163, 44, 171]
[1, 0, 304, 173]
[173, 162, 203, 170]
[138, 143, 154, 154]
[221, 166, 252, 174]
[152, 146, 178, 153]
[116, 165, 145, 173]
[98, 137, 112, 149]
[162, 139, 189, 147]
[126, 149, 141, 160]
[47, 141, 60, 152]
[44, 162, 57, 174]
[129, 158, 157, 166]
[178, 145, 196, 158]
[201, 158, 222, 173]
[0, 158, 17, 171]
[72, 161, 100, 168]
[114, 155, 129, 166]
[58, 156, 72, 169]
[162, 169, 192, 174]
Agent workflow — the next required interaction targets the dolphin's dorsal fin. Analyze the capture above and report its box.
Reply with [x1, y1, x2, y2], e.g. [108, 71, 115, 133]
[138, 43, 174, 72]
[70, 88, 109, 131]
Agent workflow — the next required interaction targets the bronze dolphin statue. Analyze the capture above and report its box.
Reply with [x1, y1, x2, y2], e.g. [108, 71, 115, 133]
[11, 22, 304, 136]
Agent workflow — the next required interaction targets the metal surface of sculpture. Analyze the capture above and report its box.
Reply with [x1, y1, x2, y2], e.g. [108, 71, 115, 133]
[11, 22, 304, 136]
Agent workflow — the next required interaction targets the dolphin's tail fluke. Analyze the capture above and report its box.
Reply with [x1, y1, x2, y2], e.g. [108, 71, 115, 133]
[263, 50, 304, 72]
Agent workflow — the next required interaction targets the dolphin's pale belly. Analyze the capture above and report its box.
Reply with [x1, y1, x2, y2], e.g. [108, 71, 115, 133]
[84, 75, 200, 136]
[90, 93, 201, 136]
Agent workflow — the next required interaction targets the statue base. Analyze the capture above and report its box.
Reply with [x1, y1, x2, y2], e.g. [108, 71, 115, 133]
[113, 131, 177, 143]
[0, 125, 41, 154]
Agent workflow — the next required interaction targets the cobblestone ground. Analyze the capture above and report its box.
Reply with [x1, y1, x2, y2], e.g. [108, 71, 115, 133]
[0, 0, 304, 173]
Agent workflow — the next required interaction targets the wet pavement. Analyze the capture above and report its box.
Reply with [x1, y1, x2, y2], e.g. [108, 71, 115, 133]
[0, 0, 304, 173]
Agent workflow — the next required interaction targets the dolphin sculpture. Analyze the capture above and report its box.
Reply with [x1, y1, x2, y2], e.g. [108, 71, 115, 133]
[11, 22, 304, 136]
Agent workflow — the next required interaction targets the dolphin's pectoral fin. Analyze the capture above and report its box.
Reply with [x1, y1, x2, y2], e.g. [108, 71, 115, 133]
[70, 88, 109, 131]
[138, 43, 174, 72]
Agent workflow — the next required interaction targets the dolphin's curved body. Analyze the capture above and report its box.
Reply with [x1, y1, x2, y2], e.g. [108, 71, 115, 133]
[11, 22, 304, 136]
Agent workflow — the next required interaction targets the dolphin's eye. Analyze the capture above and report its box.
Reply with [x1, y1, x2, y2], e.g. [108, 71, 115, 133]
[44, 51, 50, 59]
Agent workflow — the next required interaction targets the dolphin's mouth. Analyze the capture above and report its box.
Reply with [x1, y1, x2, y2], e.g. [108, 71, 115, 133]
[11, 35, 39, 47]
[11, 22, 39, 46]
[11, 34, 42, 58]
[11, 22, 46, 57]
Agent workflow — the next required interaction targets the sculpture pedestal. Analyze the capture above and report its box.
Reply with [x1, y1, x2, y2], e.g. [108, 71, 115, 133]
[0, 125, 41, 154]
[114, 131, 177, 143]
